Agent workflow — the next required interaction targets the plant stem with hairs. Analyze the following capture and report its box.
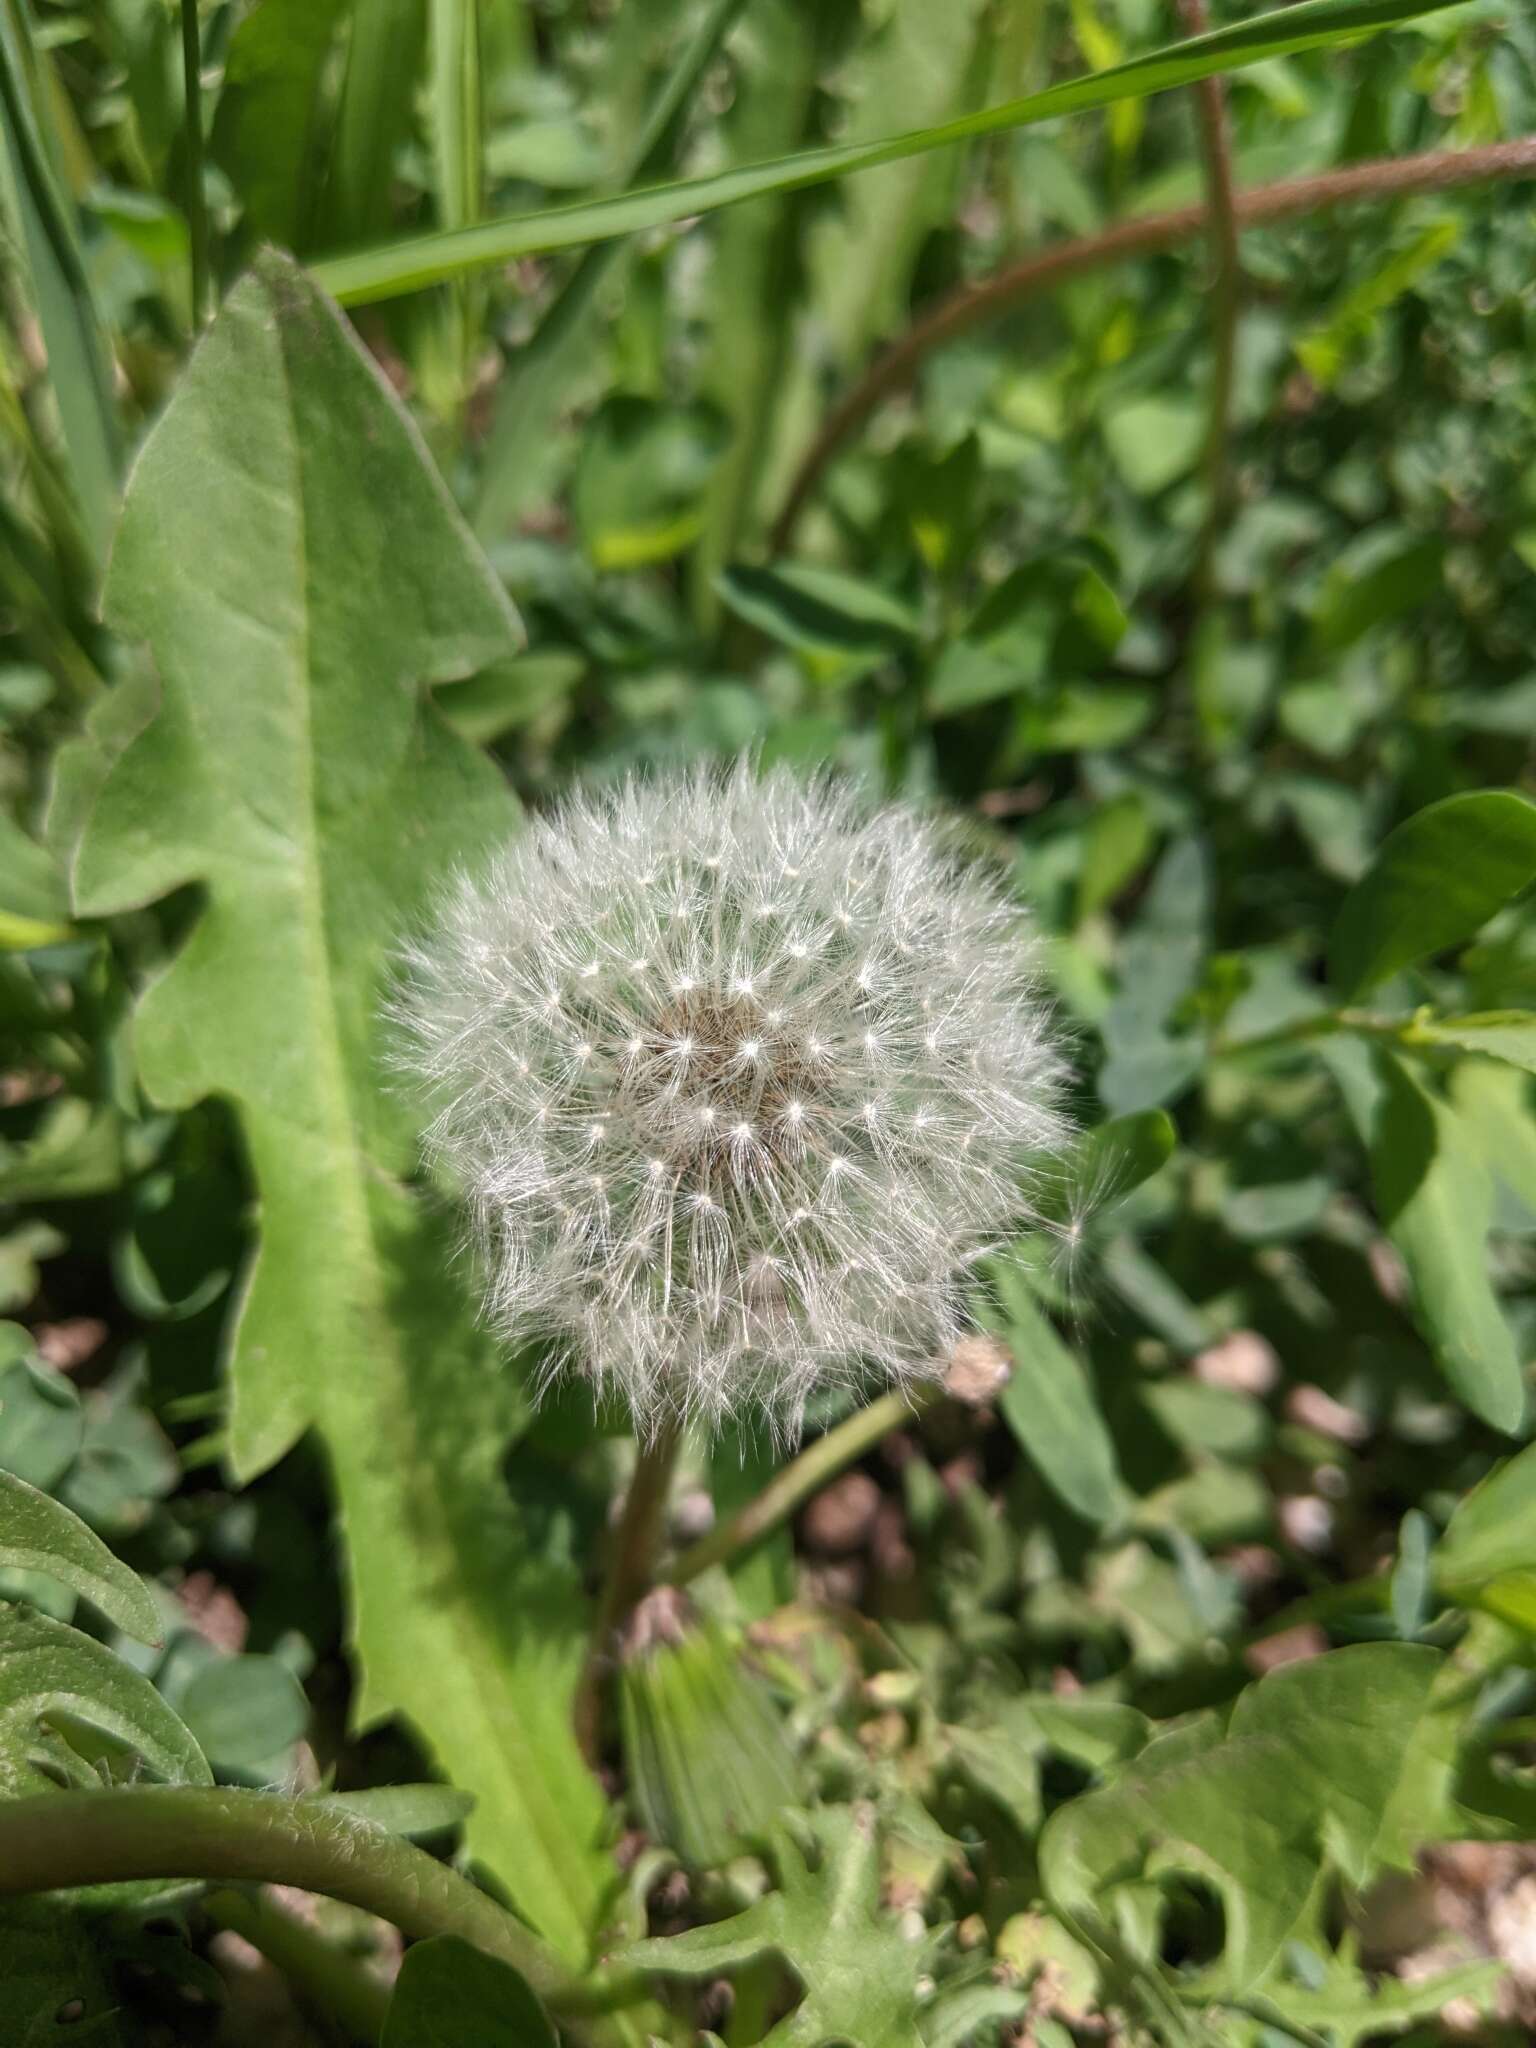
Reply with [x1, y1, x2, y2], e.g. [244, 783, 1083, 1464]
[574, 1417, 685, 1763]
[769, 137, 1536, 549]
[0, 1786, 647, 2046]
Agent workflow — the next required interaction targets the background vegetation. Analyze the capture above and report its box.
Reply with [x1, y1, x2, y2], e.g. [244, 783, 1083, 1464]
[4, 0, 1536, 2042]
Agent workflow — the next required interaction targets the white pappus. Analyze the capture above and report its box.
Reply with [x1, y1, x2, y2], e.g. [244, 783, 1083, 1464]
[394, 763, 1070, 1436]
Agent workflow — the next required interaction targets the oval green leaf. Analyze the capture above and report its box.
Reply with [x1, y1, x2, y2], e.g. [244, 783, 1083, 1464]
[0, 1469, 160, 1644]
[1329, 790, 1536, 1000]
[1369, 1055, 1526, 1435]
[988, 1269, 1123, 1526]
[178, 1655, 310, 1771]
[381, 1935, 556, 2048]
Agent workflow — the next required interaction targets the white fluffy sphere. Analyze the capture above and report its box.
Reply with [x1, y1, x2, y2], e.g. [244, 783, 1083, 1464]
[397, 765, 1068, 1433]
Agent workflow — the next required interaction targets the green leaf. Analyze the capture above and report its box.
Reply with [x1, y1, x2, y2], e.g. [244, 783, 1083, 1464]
[1077, 794, 1155, 921]
[382, 1934, 557, 2048]
[1296, 218, 1460, 389]
[1032, 1110, 1177, 1232]
[950, 1695, 1151, 1833]
[1437, 1439, 1536, 1624]
[573, 396, 730, 570]
[1368, 1055, 1525, 1434]
[718, 563, 921, 668]
[988, 1266, 1124, 1526]
[68, 252, 613, 1958]
[1390, 1508, 1435, 1639]
[0, 1601, 209, 1798]
[326, 0, 426, 247]
[0, 1899, 122, 2045]
[1328, 790, 1536, 1000]
[0, 1336, 82, 1491]
[0, 1469, 159, 1644]
[1040, 1643, 1441, 1996]
[0, 0, 120, 563]
[474, 0, 749, 543]
[317, 1783, 475, 1838]
[210, 0, 352, 251]
[178, 1654, 310, 1772]
[1101, 393, 1205, 495]
[0, 808, 71, 948]
[434, 652, 584, 745]
[623, 1805, 938, 2048]
[313, 0, 1462, 305]
[1309, 532, 1445, 656]
[1260, 1955, 1500, 2048]
[1407, 1009, 1536, 1072]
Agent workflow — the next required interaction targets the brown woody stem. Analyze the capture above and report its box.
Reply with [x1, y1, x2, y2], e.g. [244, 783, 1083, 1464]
[770, 137, 1536, 550]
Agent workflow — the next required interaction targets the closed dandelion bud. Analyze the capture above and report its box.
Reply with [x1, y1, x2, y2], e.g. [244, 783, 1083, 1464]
[618, 1588, 800, 1871]
[396, 763, 1068, 1435]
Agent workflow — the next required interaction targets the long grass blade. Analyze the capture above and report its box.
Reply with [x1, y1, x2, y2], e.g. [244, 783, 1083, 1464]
[326, 0, 427, 247]
[314, 0, 1464, 306]
[0, 0, 120, 566]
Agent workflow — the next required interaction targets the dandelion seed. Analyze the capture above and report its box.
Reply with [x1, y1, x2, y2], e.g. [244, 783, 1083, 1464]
[393, 763, 1068, 1435]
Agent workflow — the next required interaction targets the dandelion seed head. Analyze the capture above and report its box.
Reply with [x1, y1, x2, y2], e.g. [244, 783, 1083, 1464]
[393, 763, 1069, 1435]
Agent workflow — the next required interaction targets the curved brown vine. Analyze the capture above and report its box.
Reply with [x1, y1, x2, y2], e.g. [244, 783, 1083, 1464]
[769, 136, 1536, 552]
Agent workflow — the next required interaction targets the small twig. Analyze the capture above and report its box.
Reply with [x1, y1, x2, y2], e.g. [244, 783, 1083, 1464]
[204, 1887, 391, 2046]
[179, 0, 210, 329]
[769, 136, 1536, 549]
[1179, 0, 1241, 593]
[574, 1418, 685, 1764]
[667, 1385, 941, 1590]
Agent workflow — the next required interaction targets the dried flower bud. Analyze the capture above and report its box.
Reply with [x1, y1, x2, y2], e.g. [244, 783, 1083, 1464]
[395, 764, 1067, 1434]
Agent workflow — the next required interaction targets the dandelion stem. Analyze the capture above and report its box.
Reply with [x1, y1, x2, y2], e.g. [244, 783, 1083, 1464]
[0, 1786, 644, 2045]
[668, 1385, 940, 1591]
[575, 1417, 685, 1764]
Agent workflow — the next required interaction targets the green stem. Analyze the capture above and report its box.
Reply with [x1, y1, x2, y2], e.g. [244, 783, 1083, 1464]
[179, 0, 210, 329]
[0, 1787, 644, 2045]
[668, 1386, 939, 1590]
[1178, 0, 1241, 597]
[575, 1417, 685, 1764]
[1211, 1007, 1412, 1060]
[204, 1886, 392, 2046]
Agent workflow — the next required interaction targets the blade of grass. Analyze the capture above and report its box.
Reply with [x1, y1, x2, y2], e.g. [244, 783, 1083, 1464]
[0, 0, 120, 566]
[425, 0, 483, 409]
[180, 0, 210, 326]
[1179, 0, 1240, 596]
[472, 0, 749, 540]
[327, 0, 428, 248]
[313, 0, 1464, 306]
[687, 0, 828, 628]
